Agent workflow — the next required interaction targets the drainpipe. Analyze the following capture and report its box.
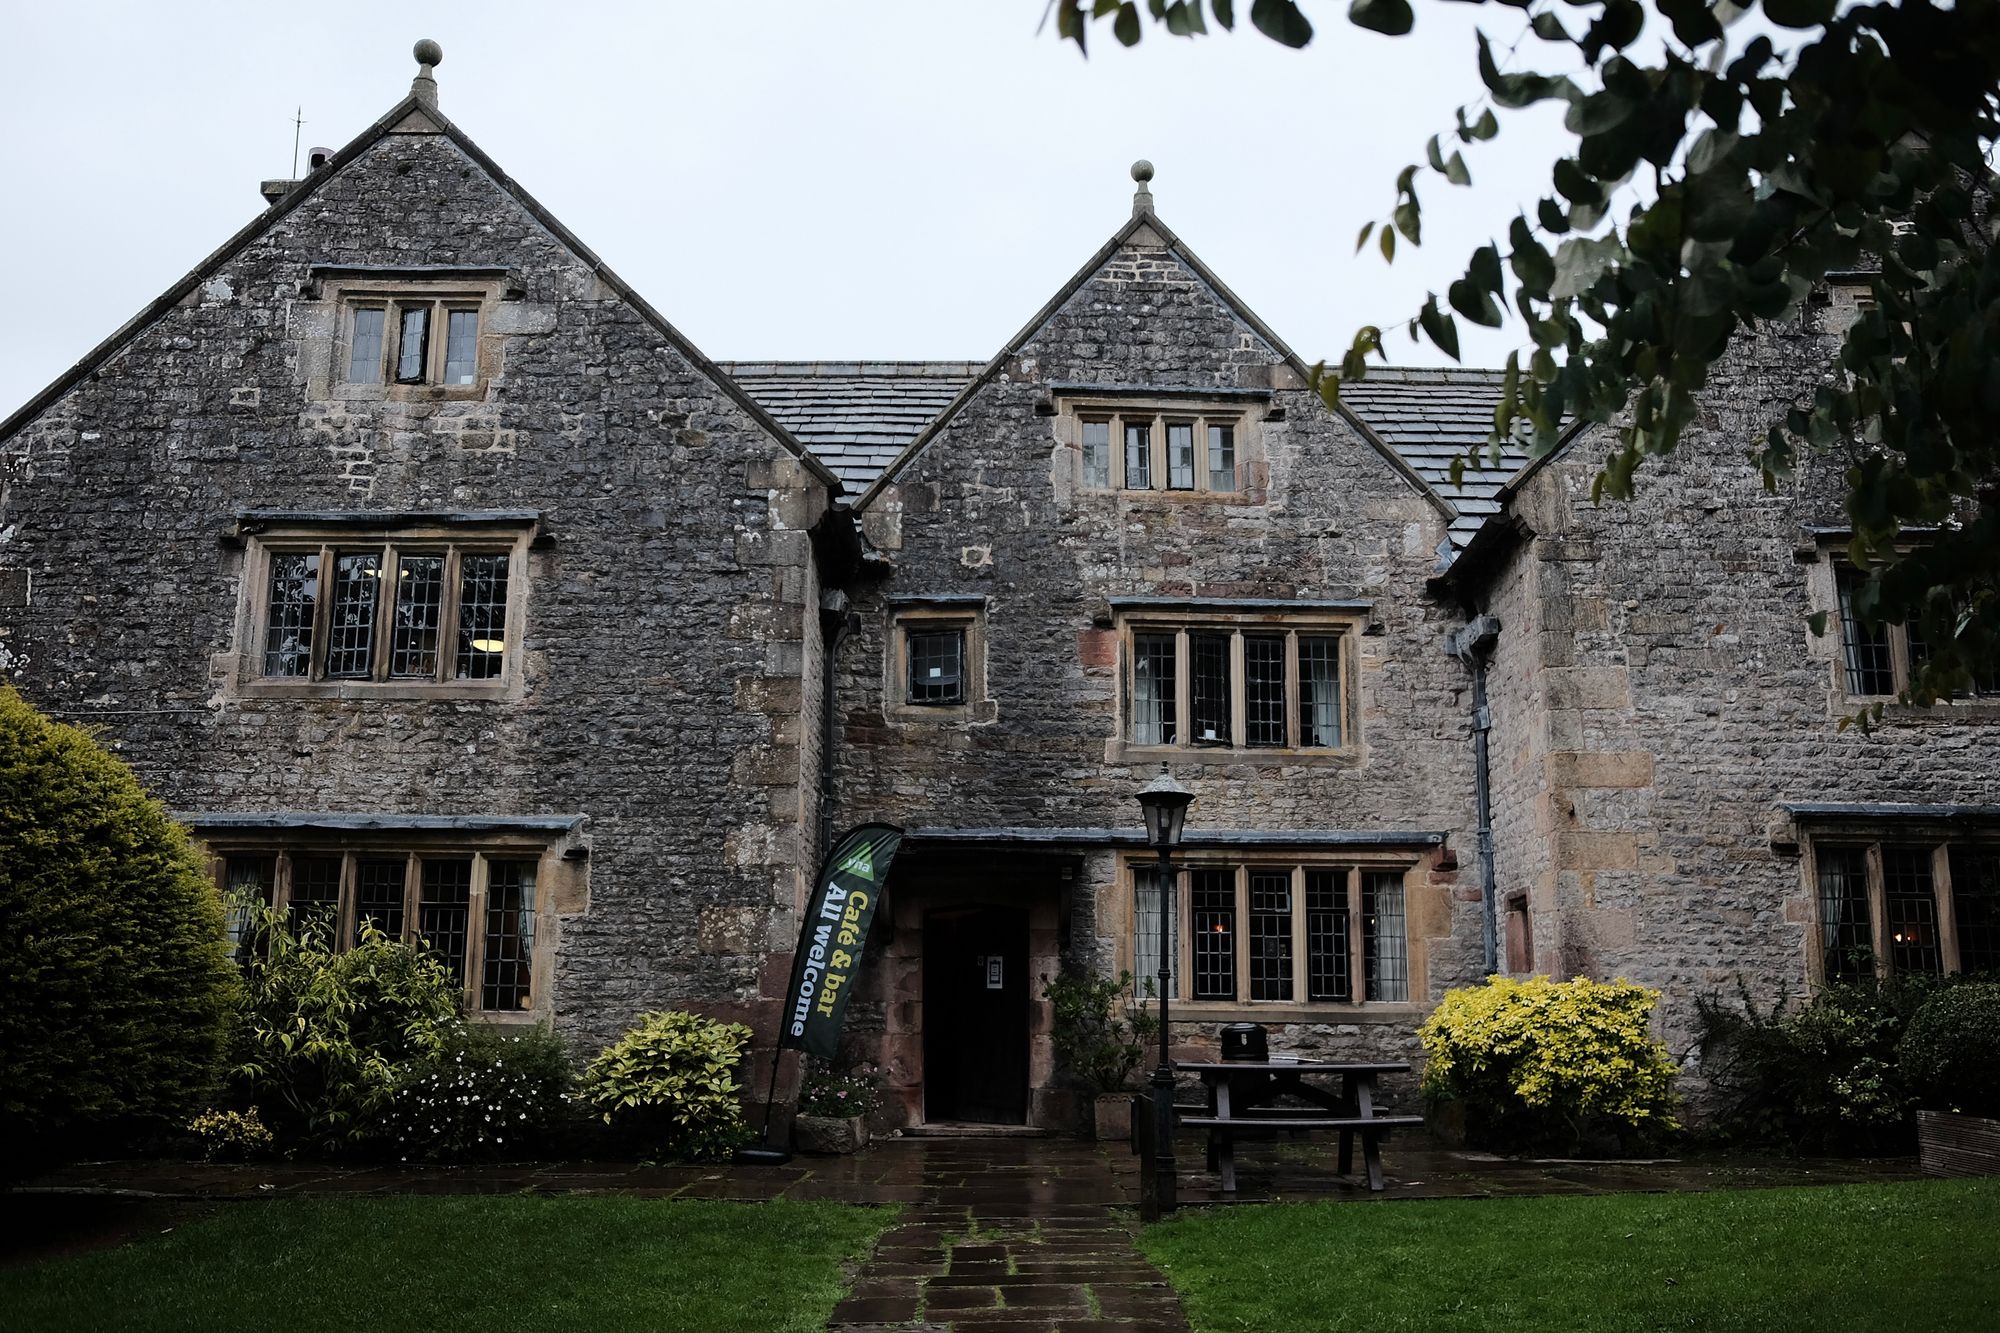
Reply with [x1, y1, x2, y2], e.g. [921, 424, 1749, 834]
[1449, 615, 1503, 975]
[817, 590, 856, 862]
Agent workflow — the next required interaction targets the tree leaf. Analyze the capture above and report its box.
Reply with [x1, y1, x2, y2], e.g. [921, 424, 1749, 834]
[1419, 295, 1462, 360]
[1444, 151, 1472, 186]
[1348, 0, 1413, 37]
[1114, 2, 1142, 46]
[1251, 0, 1314, 45]
[1211, 0, 1236, 28]
[1763, 0, 1836, 29]
[1356, 219, 1376, 253]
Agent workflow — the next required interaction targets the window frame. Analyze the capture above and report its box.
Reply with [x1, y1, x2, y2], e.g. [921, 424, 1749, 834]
[234, 520, 532, 701]
[1817, 555, 2000, 711]
[323, 276, 500, 401]
[885, 602, 994, 724]
[1125, 853, 1419, 1017]
[1806, 834, 2000, 985]
[1069, 400, 1254, 498]
[209, 841, 554, 1019]
[1114, 610, 1360, 760]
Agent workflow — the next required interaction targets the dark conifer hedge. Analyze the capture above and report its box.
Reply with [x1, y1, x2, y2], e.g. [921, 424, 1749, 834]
[0, 687, 237, 1159]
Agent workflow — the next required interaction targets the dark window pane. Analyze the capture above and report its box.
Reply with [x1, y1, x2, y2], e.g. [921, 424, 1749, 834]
[262, 552, 320, 677]
[906, 627, 965, 704]
[223, 856, 275, 961]
[1191, 632, 1233, 745]
[1191, 868, 1236, 1000]
[418, 858, 473, 984]
[346, 307, 385, 383]
[1951, 847, 2000, 976]
[1133, 865, 1177, 1000]
[443, 309, 478, 384]
[1132, 633, 1177, 745]
[1207, 424, 1236, 492]
[1305, 869, 1351, 1001]
[1817, 846, 1874, 983]
[1363, 871, 1408, 1001]
[1884, 846, 1941, 976]
[389, 553, 445, 678]
[289, 855, 342, 935]
[1166, 422, 1195, 489]
[355, 857, 407, 945]
[325, 551, 382, 678]
[1245, 635, 1286, 746]
[455, 553, 510, 680]
[1839, 571, 1896, 696]
[1299, 636, 1342, 748]
[1124, 421, 1151, 488]
[1081, 420, 1111, 489]
[395, 305, 430, 383]
[1248, 871, 1293, 1001]
[482, 860, 538, 1011]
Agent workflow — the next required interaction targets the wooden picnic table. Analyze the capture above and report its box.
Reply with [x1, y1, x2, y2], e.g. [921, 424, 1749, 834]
[1175, 1059, 1422, 1194]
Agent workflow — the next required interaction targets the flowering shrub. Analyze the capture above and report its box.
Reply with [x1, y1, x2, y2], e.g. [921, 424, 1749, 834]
[1419, 975, 1680, 1153]
[233, 909, 460, 1151]
[583, 1010, 752, 1162]
[1697, 978, 1944, 1154]
[187, 1107, 274, 1161]
[1900, 983, 2000, 1119]
[798, 1061, 881, 1120]
[384, 1022, 575, 1162]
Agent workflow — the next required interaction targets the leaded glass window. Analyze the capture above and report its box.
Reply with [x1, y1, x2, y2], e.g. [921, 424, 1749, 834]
[262, 552, 320, 677]
[906, 628, 965, 705]
[1191, 868, 1236, 1000]
[1166, 422, 1196, 490]
[395, 305, 431, 383]
[1124, 421, 1152, 489]
[443, 309, 479, 384]
[1305, 869, 1351, 1001]
[1299, 636, 1342, 748]
[1133, 633, 1177, 745]
[1363, 871, 1408, 1002]
[1245, 635, 1285, 747]
[1248, 871, 1293, 1001]
[1883, 846, 1942, 976]
[355, 857, 407, 944]
[456, 554, 511, 681]
[482, 860, 537, 1011]
[1133, 865, 1178, 1001]
[420, 858, 473, 983]
[1816, 846, 1874, 982]
[1951, 847, 2000, 976]
[1126, 623, 1347, 751]
[389, 553, 445, 678]
[1190, 633, 1233, 745]
[325, 551, 381, 678]
[1081, 420, 1112, 489]
[1207, 424, 1236, 492]
[346, 307, 386, 384]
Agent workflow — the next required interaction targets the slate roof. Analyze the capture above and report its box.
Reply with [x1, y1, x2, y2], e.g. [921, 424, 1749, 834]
[719, 360, 1537, 548]
[718, 362, 981, 492]
[1338, 367, 1536, 551]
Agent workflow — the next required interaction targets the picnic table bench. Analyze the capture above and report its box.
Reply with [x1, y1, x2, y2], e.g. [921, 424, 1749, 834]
[1175, 1058, 1421, 1193]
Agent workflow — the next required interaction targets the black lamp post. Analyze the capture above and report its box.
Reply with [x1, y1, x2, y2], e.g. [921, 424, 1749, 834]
[1136, 765, 1193, 1219]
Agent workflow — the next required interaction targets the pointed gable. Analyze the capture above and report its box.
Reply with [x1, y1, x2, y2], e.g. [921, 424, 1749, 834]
[852, 204, 1447, 522]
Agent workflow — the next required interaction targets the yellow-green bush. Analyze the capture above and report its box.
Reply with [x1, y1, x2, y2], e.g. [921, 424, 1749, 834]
[1418, 975, 1680, 1153]
[583, 1010, 752, 1162]
[0, 687, 238, 1161]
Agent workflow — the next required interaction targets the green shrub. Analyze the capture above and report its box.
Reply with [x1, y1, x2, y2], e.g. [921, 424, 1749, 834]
[1696, 977, 1947, 1154]
[1418, 975, 1680, 1153]
[385, 1022, 577, 1161]
[233, 909, 460, 1150]
[1042, 969, 1158, 1095]
[0, 687, 238, 1160]
[583, 1010, 753, 1161]
[1900, 983, 2000, 1118]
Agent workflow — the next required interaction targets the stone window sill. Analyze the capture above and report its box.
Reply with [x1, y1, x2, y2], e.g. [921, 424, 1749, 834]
[1109, 740, 1361, 768]
[1164, 1003, 1421, 1026]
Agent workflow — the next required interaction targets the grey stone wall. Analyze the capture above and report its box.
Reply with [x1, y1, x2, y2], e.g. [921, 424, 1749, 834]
[833, 230, 1490, 1113]
[1471, 292, 2000, 1093]
[0, 116, 829, 1058]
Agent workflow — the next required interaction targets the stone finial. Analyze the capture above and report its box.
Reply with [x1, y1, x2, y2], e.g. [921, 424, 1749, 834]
[1131, 160, 1155, 217]
[411, 38, 443, 108]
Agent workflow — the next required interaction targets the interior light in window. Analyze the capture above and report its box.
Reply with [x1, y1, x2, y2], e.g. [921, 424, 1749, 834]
[470, 638, 506, 653]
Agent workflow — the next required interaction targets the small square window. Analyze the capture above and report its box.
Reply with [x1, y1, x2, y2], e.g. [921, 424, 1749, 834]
[907, 628, 966, 705]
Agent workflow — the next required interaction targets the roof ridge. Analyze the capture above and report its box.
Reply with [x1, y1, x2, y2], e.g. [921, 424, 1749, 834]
[718, 360, 987, 378]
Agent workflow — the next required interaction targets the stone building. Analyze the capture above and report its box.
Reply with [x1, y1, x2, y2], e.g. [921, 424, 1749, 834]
[2, 48, 1994, 1130]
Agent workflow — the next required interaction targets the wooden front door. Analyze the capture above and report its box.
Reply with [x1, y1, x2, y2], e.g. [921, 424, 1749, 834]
[922, 905, 1029, 1124]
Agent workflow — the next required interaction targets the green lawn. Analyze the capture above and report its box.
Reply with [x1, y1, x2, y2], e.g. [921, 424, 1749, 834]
[1141, 1179, 2000, 1332]
[0, 1195, 890, 1333]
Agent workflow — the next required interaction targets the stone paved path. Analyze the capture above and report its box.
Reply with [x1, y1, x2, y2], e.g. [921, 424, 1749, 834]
[823, 1139, 1186, 1333]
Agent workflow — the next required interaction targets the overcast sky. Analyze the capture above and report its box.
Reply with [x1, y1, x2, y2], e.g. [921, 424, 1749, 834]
[0, 2, 1582, 417]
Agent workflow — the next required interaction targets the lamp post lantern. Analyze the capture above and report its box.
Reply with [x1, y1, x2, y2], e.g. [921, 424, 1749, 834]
[1135, 764, 1193, 1219]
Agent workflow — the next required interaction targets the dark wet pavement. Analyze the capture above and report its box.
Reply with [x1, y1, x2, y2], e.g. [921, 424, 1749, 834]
[12, 1131, 1920, 1332]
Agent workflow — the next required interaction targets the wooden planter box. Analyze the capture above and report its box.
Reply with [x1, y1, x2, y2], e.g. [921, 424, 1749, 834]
[793, 1113, 870, 1155]
[1918, 1109, 2000, 1176]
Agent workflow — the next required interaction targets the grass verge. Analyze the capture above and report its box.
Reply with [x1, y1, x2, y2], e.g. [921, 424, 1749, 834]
[1140, 1178, 2000, 1332]
[0, 1194, 891, 1333]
